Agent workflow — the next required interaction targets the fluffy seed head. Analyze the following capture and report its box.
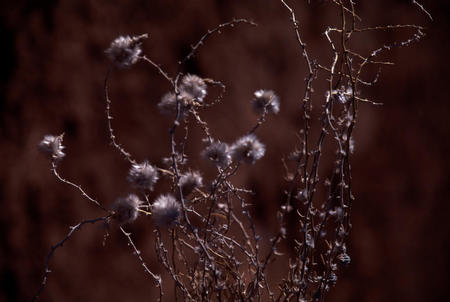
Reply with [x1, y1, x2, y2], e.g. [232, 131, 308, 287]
[157, 92, 190, 116]
[252, 89, 280, 115]
[111, 194, 142, 225]
[180, 74, 207, 102]
[152, 194, 181, 227]
[39, 134, 65, 161]
[230, 134, 265, 164]
[201, 141, 231, 168]
[157, 75, 206, 116]
[127, 161, 159, 191]
[179, 170, 203, 196]
[105, 34, 147, 68]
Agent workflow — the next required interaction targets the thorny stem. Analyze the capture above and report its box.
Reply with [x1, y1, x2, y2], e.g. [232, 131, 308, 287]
[155, 228, 191, 300]
[179, 18, 257, 66]
[171, 229, 179, 302]
[120, 227, 163, 301]
[412, 0, 433, 21]
[51, 161, 107, 212]
[31, 216, 110, 302]
[104, 67, 136, 165]
[280, 1, 320, 297]
[140, 55, 174, 86]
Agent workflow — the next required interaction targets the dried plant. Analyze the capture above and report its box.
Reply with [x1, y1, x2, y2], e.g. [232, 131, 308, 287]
[32, 1, 430, 301]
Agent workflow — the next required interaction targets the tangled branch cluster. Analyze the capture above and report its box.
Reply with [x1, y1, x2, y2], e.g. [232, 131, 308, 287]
[33, 2, 428, 301]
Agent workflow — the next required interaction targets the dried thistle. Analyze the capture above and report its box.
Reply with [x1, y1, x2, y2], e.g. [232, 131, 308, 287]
[111, 194, 142, 225]
[127, 161, 159, 191]
[179, 170, 203, 196]
[252, 89, 280, 114]
[230, 134, 265, 164]
[158, 91, 190, 116]
[152, 194, 181, 227]
[105, 34, 147, 68]
[201, 141, 232, 168]
[179, 74, 207, 102]
[39, 134, 65, 161]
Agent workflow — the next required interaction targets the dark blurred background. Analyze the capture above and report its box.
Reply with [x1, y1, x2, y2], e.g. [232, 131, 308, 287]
[1, 0, 449, 301]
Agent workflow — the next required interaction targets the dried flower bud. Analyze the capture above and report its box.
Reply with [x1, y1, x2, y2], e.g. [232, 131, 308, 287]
[280, 227, 287, 237]
[281, 204, 293, 212]
[288, 149, 303, 161]
[328, 272, 338, 285]
[152, 194, 181, 227]
[39, 134, 65, 161]
[111, 194, 142, 225]
[252, 89, 280, 114]
[295, 189, 307, 201]
[230, 134, 265, 164]
[305, 232, 315, 248]
[179, 170, 203, 196]
[105, 34, 147, 68]
[337, 253, 351, 265]
[349, 136, 355, 154]
[201, 141, 231, 168]
[180, 74, 207, 102]
[127, 161, 159, 191]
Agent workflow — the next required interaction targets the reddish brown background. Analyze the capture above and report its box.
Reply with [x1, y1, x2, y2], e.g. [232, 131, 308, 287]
[1, 1, 449, 301]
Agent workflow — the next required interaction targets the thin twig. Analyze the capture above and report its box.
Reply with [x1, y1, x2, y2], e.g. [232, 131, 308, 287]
[104, 67, 136, 165]
[412, 0, 433, 21]
[179, 19, 257, 66]
[51, 161, 107, 212]
[31, 216, 110, 302]
[120, 227, 163, 301]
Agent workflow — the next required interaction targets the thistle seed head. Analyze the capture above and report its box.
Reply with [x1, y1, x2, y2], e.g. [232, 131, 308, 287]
[179, 170, 203, 196]
[201, 141, 231, 168]
[157, 91, 190, 116]
[111, 194, 142, 225]
[180, 74, 207, 102]
[252, 89, 280, 115]
[127, 161, 159, 191]
[105, 34, 147, 68]
[39, 134, 65, 161]
[152, 194, 181, 227]
[230, 134, 265, 164]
